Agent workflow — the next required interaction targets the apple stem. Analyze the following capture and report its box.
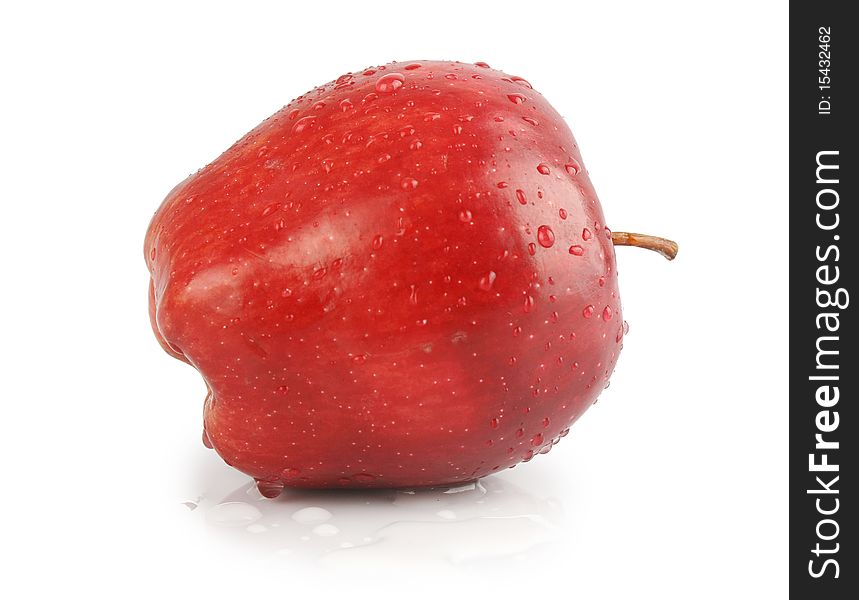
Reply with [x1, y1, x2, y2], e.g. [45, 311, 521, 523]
[610, 231, 679, 260]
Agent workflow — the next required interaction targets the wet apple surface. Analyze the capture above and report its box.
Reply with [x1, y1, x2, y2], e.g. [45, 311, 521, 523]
[145, 60, 676, 495]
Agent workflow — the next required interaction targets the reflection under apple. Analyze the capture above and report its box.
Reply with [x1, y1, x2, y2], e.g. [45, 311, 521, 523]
[189, 473, 565, 566]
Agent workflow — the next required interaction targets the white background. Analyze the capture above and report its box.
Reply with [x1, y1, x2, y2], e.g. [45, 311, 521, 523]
[1, 1, 788, 598]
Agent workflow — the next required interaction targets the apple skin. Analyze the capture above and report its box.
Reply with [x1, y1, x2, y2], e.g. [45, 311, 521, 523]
[145, 60, 624, 491]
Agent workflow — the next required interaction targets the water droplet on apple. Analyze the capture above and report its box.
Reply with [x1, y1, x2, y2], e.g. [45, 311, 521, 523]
[515, 428, 525, 438]
[516, 189, 527, 205]
[623, 320, 630, 335]
[510, 76, 532, 89]
[376, 73, 405, 93]
[459, 209, 473, 223]
[537, 225, 555, 248]
[451, 331, 468, 344]
[522, 116, 539, 126]
[602, 306, 613, 321]
[292, 115, 317, 133]
[569, 245, 584, 256]
[559, 208, 567, 220]
[582, 228, 592, 241]
[372, 235, 384, 250]
[256, 479, 285, 499]
[542, 417, 550, 428]
[276, 385, 290, 395]
[478, 271, 497, 291]
[531, 433, 544, 446]
[409, 284, 418, 305]
[261, 203, 281, 217]
[565, 160, 581, 175]
[339, 98, 354, 112]
[507, 93, 526, 104]
[474, 61, 491, 68]
[404, 63, 422, 70]
[527, 243, 536, 256]
[536, 163, 551, 175]
[401, 177, 419, 190]
[582, 305, 595, 318]
[523, 295, 535, 313]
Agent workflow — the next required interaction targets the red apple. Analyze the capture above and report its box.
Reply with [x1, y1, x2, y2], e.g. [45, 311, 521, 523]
[144, 60, 676, 495]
